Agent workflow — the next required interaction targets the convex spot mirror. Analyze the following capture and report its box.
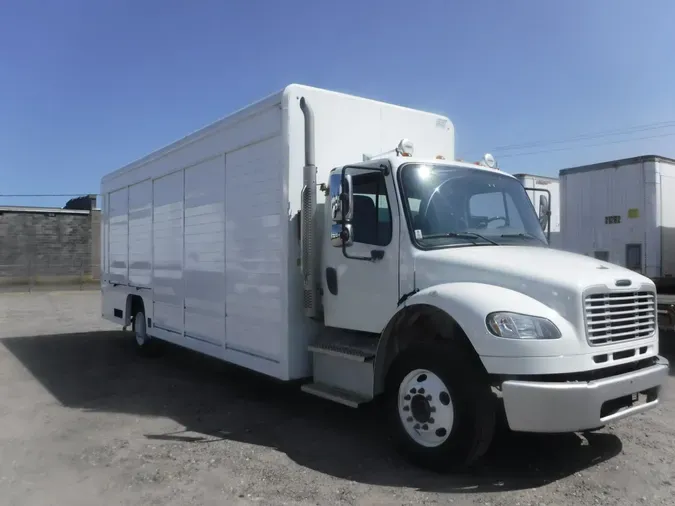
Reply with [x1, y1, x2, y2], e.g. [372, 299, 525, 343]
[330, 223, 353, 247]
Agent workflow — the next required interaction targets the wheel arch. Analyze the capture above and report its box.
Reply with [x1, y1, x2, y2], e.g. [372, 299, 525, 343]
[124, 293, 148, 326]
[373, 281, 572, 394]
[373, 301, 484, 395]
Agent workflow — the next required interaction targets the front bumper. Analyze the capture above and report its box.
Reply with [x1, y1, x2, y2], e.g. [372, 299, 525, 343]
[501, 356, 669, 433]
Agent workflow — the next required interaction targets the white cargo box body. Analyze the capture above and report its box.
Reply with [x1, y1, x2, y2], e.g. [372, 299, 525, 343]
[514, 173, 561, 249]
[560, 155, 675, 277]
[100, 84, 454, 381]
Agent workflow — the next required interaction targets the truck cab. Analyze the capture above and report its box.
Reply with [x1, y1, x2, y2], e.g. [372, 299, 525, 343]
[299, 134, 668, 471]
[322, 149, 551, 334]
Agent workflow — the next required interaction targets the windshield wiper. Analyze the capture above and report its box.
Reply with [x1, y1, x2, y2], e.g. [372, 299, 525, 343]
[422, 232, 499, 245]
[500, 233, 547, 245]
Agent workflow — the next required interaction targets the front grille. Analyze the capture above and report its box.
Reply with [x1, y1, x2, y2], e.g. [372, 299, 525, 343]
[584, 291, 656, 345]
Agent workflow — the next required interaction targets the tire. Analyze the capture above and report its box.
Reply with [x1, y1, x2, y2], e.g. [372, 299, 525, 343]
[493, 398, 511, 437]
[132, 309, 161, 357]
[385, 344, 496, 472]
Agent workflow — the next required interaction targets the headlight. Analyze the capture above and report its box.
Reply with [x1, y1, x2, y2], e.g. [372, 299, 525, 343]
[486, 312, 561, 340]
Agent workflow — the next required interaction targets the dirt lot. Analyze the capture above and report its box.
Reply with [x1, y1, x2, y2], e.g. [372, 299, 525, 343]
[0, 291, 673, 506]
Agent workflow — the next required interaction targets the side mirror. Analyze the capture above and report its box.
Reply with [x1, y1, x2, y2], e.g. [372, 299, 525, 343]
[331, 223, 354, 247]
[329, 172, 353, 222]
[538, 194, 550, 231]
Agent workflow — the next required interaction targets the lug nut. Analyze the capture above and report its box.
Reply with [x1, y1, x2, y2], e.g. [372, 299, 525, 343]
[425, 395, 432, 401]
[403, 405, 409, 411]
[422, 424, 428, 430]
[407, 416, 413, 422]
[404, 394, 411, 401]
[418, 388, 425, 394]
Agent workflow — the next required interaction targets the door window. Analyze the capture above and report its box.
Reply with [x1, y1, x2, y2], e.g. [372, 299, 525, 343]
[351, 171, 392, 246]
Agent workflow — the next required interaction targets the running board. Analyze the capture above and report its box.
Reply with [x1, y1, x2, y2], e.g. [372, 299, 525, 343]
[308, 332, 378, 362]
[300, 382, 371, 408]
[308, 343, 375, 362]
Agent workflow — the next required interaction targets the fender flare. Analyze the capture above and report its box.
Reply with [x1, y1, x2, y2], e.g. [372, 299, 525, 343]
[373, 282, 566, 394]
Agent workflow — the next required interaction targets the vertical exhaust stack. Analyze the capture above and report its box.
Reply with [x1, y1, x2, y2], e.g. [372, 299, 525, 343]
[299, 97, 318, 318]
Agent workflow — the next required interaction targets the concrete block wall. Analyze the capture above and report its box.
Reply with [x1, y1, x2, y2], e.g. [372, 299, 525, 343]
[90, 210, 101, 280]
[0, 209, 101, 284]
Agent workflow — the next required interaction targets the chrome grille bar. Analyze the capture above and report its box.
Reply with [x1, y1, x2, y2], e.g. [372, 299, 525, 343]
[584, 291, 656, 345]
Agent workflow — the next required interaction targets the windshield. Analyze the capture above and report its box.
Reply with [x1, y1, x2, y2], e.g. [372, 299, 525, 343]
[399, 163, 547, 248]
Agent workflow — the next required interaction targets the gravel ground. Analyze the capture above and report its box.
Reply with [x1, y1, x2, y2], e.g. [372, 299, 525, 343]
[0, 290, 673, 506]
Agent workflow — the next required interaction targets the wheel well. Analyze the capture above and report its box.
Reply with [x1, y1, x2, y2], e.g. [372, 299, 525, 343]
[373, 304, 485, 395]
[125, 294, 145, 325]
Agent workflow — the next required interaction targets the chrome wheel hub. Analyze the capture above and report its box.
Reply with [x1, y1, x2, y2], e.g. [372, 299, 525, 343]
[398, 368, 454, 447]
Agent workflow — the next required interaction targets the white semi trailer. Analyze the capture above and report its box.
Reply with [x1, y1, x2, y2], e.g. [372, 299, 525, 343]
[559, 156, 675, 332]
[100, 84, 668, 471]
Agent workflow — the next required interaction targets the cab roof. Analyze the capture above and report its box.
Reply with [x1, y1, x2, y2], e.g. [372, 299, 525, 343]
[384, 156, 516, 179]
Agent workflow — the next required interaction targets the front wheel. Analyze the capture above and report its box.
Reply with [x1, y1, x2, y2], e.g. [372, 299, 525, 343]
[385, 345, 496, 472]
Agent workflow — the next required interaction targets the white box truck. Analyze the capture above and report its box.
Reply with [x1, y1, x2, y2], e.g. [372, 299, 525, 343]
[514, 173, 561, 249]
[101, 85, 668, 471]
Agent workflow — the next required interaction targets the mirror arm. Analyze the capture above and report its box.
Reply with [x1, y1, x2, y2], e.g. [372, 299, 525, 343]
[341, 243, 380, 262]
[341, 241, 384, 262]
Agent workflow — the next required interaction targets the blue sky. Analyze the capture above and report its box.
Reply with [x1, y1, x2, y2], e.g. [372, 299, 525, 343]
[2, 0, 675, 207]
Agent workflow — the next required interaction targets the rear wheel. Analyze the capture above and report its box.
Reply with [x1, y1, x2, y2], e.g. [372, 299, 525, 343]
[132, 309, 161, 357]
[385, 345, 496, 472]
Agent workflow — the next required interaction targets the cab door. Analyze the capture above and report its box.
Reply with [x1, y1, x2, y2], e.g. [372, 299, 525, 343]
[322, 165, 401, 333]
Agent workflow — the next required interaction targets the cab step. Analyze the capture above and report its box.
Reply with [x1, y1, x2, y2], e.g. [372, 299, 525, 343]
[300, 382, 371, 408]
[308, 331, 378, 362]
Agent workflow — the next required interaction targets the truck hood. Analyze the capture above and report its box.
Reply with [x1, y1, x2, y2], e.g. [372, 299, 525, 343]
[414, 245, 654, 320]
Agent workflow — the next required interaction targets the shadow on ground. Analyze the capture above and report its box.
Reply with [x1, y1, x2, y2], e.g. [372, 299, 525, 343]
[1, 330, 629, 493]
